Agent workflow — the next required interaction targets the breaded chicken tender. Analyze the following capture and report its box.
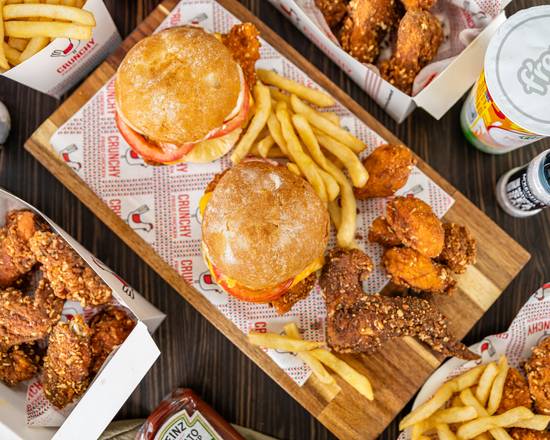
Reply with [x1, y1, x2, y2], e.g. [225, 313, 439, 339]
[315, 0, 349, 28]
[368, 216, 402, 247]
[386, 196, 444, 258]
[382, 246, 456, 294]
[221, 23, 261, 88]
[496, 368, 532, 414]
[43, 315, 91, 408]
[340, 0, 397, 63]
[379, 9, 442, 94]
[510, 428, 550, 440]
[29, 231, 111, 307]
[271, 272, 317, 314]
[525, 338, 550, 415]
[0, 344, 40, 386]
[355, 144, 416, 199]
[400, 0, 437, 10]
[438, 223, 477, 274]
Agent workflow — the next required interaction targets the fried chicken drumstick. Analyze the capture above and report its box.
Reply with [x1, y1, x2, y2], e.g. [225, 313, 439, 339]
[43, 315, 92, 409]
[379, 9, 443, 94]
[320, 248, 477, 360]
[29, 231, 111, 307]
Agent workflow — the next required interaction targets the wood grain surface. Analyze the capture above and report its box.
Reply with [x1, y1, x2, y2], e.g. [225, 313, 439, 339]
[2, 1, 549, 439]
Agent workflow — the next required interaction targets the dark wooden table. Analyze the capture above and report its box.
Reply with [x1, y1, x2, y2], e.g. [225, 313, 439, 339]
[1, 1, 549, 438]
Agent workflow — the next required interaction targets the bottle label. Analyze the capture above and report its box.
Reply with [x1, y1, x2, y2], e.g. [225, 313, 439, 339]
[154, 409, 223, 440]
[504, 165, 547, 211]
[463, 71, 544, 152]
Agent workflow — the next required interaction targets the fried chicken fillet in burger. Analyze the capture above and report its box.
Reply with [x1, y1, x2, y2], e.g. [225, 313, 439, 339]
[200, 161, 329, 312]
[114, 24, 260, 165]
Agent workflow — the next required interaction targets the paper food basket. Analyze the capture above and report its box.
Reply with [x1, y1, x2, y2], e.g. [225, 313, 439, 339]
[267, 0, 508, 122]
[1, 0, 121, 98]
[0, 188, 165, 440]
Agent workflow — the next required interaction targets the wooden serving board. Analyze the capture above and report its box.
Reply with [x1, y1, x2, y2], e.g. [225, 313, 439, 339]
[25, 1, 530, 438]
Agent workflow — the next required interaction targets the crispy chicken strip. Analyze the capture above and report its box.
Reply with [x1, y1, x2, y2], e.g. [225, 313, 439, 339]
[271, 272, 318, 315]
[90, 307, 135, 374]
[400, 0, 437, 10]
[386, 196, 444, 258]
[315, 0, 349, 28]
[510, 429, 550, 440]
[0, 279, 63, 350]
[0, 344, 40, 386]
[0, 210, 46, 287]
[496, 368, 532, 414]
[43, 315, 91, 409]
[437, 223, 477, 274]
[383, 247, 456, 294]
[379, 9, 443, 94]
[29, 231, 111, 306]
[368, 216, 402, 247]
[221, 23, 261, 88]
[340, 0, 397, 63]
[355, 144, 417, 199]
[320, 248, 477, 359]
[525, 337, 550, 415]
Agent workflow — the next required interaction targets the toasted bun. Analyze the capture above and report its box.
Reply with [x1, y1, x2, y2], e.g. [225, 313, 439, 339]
[202, 161, 329, 290]
[115, 26, 241, 145]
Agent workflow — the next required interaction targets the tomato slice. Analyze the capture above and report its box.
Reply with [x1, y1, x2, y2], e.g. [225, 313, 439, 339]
[207, 83, 251, 141]
[115, 112, 195, 163]
[211, 263, 292, 303]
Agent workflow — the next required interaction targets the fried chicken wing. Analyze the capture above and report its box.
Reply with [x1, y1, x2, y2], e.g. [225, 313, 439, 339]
[29, 231, 111, 306]
[0, 344, 40, 386]
[0, 210, 46, 288]
[355, 144, 417, 199]
[271, 272, 318, 315]
[320, 248, 477, 360]
[525, 337, 550, 415]
[437, 223, 477, 274]
[43, 315, 91, 408]
[510, 429, 550, 440]
[368, 216, 402, 247]
[340, 0, 397, 63]
[221, 23, 261, 88]
[383, 247, 455, 294]
[315, 0, 349, 28]
[379, 9, 443, 94]
[0, 279, 63, 350]
[90, 307, 135, 374]
[496, 368, 532, 414]
[386, 196, 444, 258]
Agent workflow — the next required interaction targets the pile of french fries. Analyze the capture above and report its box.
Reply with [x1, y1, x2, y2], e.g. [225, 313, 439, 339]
[231, 69, 370, 249]
[1, 0, 94, 72]
[248, 323, 374, 400]
[400, 356, 550, 440]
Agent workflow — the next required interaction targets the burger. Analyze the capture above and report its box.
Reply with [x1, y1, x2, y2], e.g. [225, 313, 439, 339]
[114, 24, 259, 165]
[200, 160, 330, 313]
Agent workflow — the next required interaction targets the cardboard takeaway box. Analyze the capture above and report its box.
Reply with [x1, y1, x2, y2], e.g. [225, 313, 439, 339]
[267, 0, 509, 122]
[1, 0, 121, 98]
[0, 188, 165, 440]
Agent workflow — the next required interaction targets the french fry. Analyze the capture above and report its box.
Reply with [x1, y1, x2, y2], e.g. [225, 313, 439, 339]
[399, 382, 455, 430]
[459, 388, 512, 440]
[451, 365, 486, 391]
[231, 81, 271, 164]
[411, 421, 428, 440]
[269, 87, 290, 104]
[327, 200, 341, 229]
[475, 362, 499, 407]
[62, 0, 77, 6]
[318, 168, 340, 201]
[310, 349, 374, 400]
[3, 42, 21, 65]
[4, 4, 96, 26]
[256, 134, 275, 158]
[248, 332, 324, 352]
[0, 0, 10, 70]
[18, 35, 48, 62]
[314, 130, 368, 187]
[487, 356, 509, 415]
[473, 433, 492, 440]
[287, 162, 301, 176]
[323, 111, 340, 125]
[436, 423, 457, 440]
[429, 406, 478, 425]
[267, 113, 289, 156]
[291, 94, 364, 153]
[509, 415, 550, 430]
[7, 37, 27, 51]
[258, 69, 335, 107]
[456, 407, 534, 440]
[5, 21, 93, 40]
[284, 323, 334, 385]
[276, 102, 327, 201]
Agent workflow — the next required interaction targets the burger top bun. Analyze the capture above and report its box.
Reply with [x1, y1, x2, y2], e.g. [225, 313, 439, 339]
[202, 161, 330, 291]
[115, 26, 242, 145]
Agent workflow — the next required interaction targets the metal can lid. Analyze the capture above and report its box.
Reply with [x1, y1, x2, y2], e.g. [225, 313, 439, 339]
[484, 6, 550, 136]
